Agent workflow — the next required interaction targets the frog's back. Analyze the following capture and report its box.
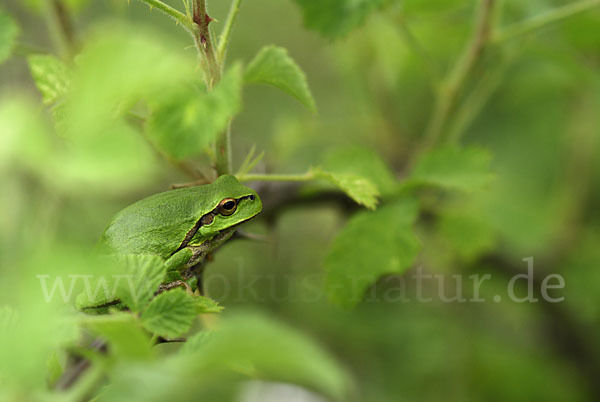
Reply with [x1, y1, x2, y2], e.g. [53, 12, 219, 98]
[100, 186, 215, 258]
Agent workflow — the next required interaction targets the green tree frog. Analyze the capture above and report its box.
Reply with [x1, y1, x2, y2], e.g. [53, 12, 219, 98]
[100, 175, 262, 277]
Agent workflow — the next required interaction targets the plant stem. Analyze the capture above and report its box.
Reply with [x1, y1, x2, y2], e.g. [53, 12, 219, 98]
[134, 0, 194, 31]
[446, 61, 507, 144]
[44, 0, 77, 58]
[218, 0, 244, 63]
[237, 172, 315, 183]
[395, 14, 441, 88]
[421, 0, 497, 150]
[193, 0, 221, 87]
[494, 0, 600, 43]
[191, 0, 232, 175]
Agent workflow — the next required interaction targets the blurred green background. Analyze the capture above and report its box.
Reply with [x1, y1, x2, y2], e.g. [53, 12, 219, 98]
[1, 0, 599, 401]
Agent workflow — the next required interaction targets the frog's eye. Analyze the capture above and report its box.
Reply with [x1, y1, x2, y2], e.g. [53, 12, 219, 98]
[218, 198, 237, 216]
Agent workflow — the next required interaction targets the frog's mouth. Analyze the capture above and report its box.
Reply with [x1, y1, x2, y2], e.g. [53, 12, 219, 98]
[171, 194, 257, 256]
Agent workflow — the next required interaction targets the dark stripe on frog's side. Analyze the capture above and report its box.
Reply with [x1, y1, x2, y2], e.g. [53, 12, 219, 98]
[171, 194, 255, 256]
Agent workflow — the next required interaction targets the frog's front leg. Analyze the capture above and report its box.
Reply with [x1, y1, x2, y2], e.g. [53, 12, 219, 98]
[165, 244, 212, 272]
[165, 247, 195, 271]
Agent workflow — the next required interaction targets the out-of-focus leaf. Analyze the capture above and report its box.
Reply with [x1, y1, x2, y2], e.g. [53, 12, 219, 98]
[56, 27, 195, 191]
[98, 358, 239, 402]
[315, 168, 380, 210]
[189, 311, 349, 400]
[293, 0, 390, 38]
[141, 289, 196, 339]
[0, 97, 53, 174]
[322, 146, 398, 196]
[180, 331, 215, 354]
[23, 0, 90, 14]
[27, 54, 72, 105]
[0, 306, 18, 330]
[0, 10, 18, 64]
[439, 210, 496, 261]
[244, 46, 316, 112]
[147, 65, 243, 160]
[325, 198, 421, 307]
[0, 304, 79, 389]
[409, 146, 494, 191]
[115, 255, 166, 312]
[81, 313, 153, 360]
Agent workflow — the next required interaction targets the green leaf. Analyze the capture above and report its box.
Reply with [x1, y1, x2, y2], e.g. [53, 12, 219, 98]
[195, 296, 223, 314]
[115, 255, 167, 312]
[0, 97, 52, 174]
[22, 0, 90, 14]
[314, 168, 380, 210]
[147, 65, 243, 160]
[244, 46, 316, 112]
[179, 331, 215, 354]
[141, 289, 196, 339]
[0, 10, 19, 64]
[53, 27, 196, 192]
[188, 312, 349, 400]
[81, 313, 153, 360]
[439, 211, 496, 262]
[322, 146, 398, 196]
[409, 146, 494, 191]
[27, 54, 72, 105]
[325, 198, 421, 307]
[292, 0, 390, 38]
[0, 306, 18, 331]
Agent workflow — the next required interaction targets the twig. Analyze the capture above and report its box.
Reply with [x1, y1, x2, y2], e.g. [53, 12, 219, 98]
[395, 14, 441, 88]
[479, 254, 600, 401]
[237, 171, 315, 183]
[445, 58, 507, 144]
[45, 0, 77, 58]
[133, 0, 194, 32]
[193, 0, 221, 87]
[218, 0, 244, 63]
[421, 0, 497, 150]
[493, 0, 600, 43]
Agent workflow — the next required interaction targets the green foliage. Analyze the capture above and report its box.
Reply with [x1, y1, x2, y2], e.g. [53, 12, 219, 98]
[195, 296, 224, 314]
[147, 65, 243, 160]
[141, 289, 196, 339]
[410, 146, 494, 191]
[293, 0, 391, 38]
[2, 0, 600, 401]
[188, 312, 349, 400]
[82, 313, 153, 360]
[115, 255, 167, 312]
[27, 54, 71, 105]
[22, 0, 90, 13]
[0, 10, 18, 64]
[325, 198, 421, 307]
[322, 147, 398, 196]
[438, 210, 496, 262]
[244, 45, 316, 112]
[314, 168, 380, 210]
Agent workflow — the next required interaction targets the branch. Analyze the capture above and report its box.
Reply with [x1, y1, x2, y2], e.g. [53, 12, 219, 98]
[45, 0, 78, 58]
[421, 0, 497, 150]
[193, 0, 221, 86]
[395, 15, 441, 88]
[237, 172, 315, 183]
[218, 0, 244, 63]
[478, 254, 600, 401]
[445, 59, 507, 144]
[494, 0, 600, 43]
[134, 0, 194, 32]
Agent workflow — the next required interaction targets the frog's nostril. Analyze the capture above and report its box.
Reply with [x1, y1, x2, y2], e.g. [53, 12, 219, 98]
[248, 194, 255, 201]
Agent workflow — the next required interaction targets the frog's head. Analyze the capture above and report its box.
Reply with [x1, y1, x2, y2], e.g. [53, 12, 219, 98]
[194, 175, 262, 239]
